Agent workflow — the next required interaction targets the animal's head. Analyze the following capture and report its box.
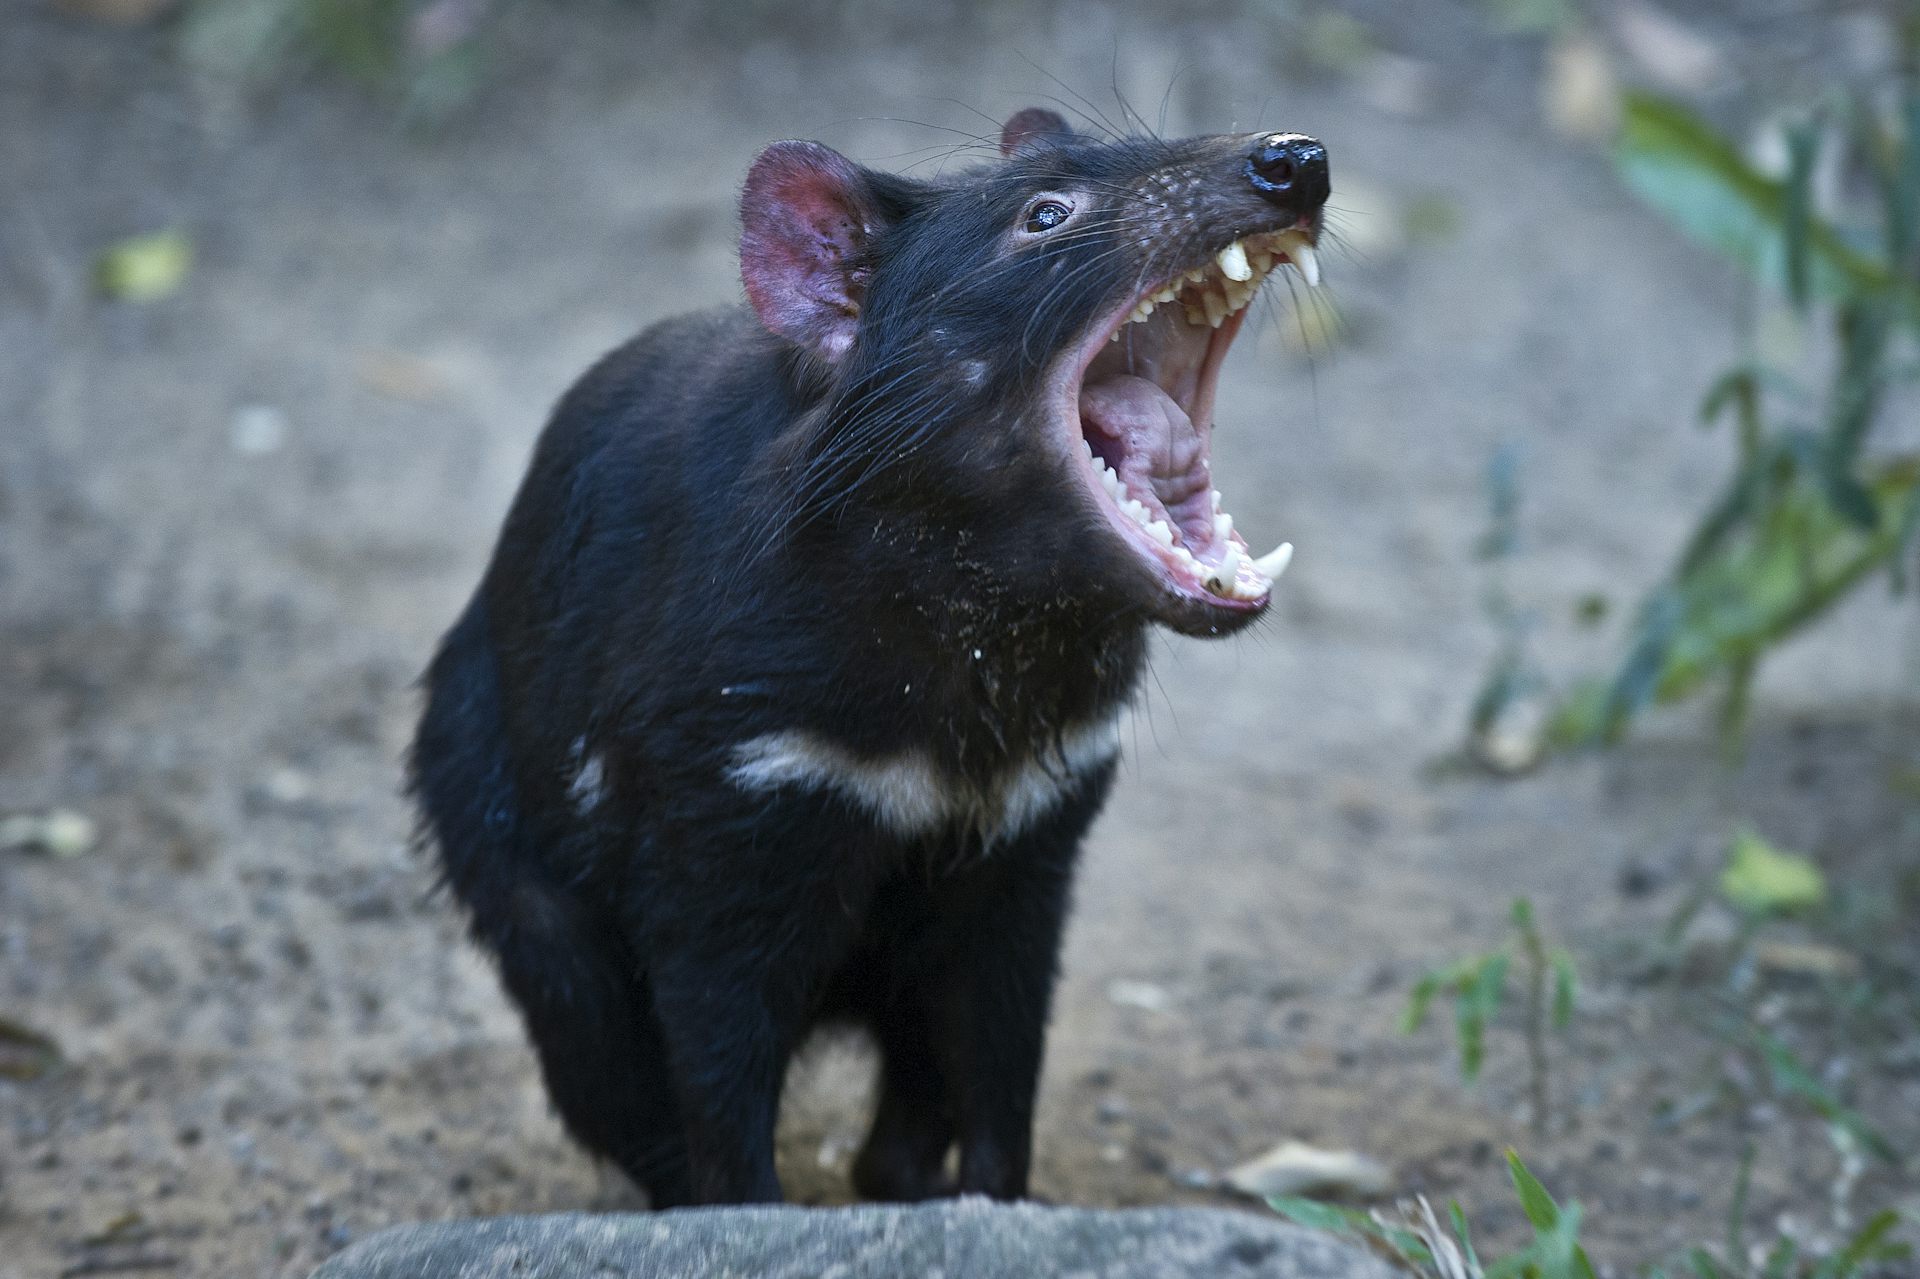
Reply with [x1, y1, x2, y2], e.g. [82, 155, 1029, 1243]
[739, 108, 1328, 638]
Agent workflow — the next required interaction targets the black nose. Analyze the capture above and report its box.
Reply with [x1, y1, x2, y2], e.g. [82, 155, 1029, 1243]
[1246, 133, 1329, 210]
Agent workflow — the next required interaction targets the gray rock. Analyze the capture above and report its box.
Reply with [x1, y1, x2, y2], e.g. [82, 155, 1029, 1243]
[311, 1199, 1396, 1278]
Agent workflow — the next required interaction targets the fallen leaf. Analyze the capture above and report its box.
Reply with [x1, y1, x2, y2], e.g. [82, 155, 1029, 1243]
[1753, 939, 1859, 980]
[1721, 829, 1827, 915]
[229, 404, 290, 456]
[1223, 1139, 1393, 1199]
[0, 1015, 62, 1081]
[0, 809, 98, 858]
[1610, 0, 1728, 93]
[1542, 32, 1621, 142]
[95, 229, 192, 302]
[1105, 980, 1173, 1013]
[359, 351, 452, 403]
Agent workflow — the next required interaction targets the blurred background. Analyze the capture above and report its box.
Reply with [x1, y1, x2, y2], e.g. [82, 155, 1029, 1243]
[2, 1, 1917, 1275]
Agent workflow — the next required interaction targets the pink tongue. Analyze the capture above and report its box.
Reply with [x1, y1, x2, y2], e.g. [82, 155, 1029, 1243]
[1079, 374, 1194, 452]
[1078, 374, 1213, 537]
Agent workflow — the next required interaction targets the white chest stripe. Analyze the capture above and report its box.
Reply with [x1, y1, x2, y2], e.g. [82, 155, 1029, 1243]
[726, 718, 1122, 845]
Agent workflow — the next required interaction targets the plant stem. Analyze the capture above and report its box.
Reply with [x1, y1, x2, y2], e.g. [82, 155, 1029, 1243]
[1519, 914, 1551, 1137]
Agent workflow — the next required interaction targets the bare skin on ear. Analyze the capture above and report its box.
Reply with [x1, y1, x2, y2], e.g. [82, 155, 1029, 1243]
[739, 141, 878, 363]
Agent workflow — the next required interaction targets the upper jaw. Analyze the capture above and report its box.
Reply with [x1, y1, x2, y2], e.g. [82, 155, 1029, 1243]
[1052, 226, 1316, 630]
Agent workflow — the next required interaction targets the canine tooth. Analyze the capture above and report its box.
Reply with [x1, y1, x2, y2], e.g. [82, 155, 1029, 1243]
[1203, 289, 1227, 327]
[1216, 241, 1251, 282]
[1293, 242, 1321, 287]
[1217, 544, 1242, 583]
[1252, 543, 1294, 579]
[1214, 513, 1233, 542]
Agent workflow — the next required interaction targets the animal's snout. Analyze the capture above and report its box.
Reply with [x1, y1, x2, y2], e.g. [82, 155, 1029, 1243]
[1246, 134, 1329, 212]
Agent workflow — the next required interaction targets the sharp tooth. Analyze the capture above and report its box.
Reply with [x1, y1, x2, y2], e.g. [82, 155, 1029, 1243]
[1252, 543, 1294, 579]
[1214, 513, 1233, 542]
[1216, 241, 1251, 282]
[1292, 242, 1321, 287]
[1202, 289, 1227, 327]
[1207, 544, 1242, 590]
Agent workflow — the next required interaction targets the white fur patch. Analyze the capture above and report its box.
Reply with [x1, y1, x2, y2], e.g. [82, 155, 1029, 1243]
[726, 717, 1121, 845]
[567, 737, 607, 815]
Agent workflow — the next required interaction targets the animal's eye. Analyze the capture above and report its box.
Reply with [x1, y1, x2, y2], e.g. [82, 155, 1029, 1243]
[1023, 199, 1074, 233]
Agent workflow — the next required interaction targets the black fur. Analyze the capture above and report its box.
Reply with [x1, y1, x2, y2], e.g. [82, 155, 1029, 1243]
[409, 116, 1327, 1205]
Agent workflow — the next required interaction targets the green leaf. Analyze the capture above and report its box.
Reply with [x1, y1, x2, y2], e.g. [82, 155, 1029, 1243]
[1812, 1209, 1910, 1278]
[1761, 1237, 1799, 1279]
[1721, 829, 1827, 915]
[94, 229, 192, 302]
[1266, 1196, 1363, 1233]
[1754, 1032, 1897, 1162]
[1550, 950, 1578, 1029]
[1507, 1149, 1562, 1230]
[1782, 117, 1821, 312]
[1613, 94, 1896, 308]
[1458, 952, 1509, 1081]
[1688, 1246, 1728, 1279]
[1401, 971, 1443, 1034]
[1545, 678, 1611, 749]
[1449, 1200, 1481, 1275]
[1456, 991, 1487, 1080]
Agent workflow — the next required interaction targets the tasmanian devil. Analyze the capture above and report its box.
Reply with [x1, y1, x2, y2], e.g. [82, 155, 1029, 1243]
[408, 107, 1329, 1207]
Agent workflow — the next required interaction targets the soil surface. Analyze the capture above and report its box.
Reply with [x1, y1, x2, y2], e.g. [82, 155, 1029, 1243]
[3, 4, 1917, 1277]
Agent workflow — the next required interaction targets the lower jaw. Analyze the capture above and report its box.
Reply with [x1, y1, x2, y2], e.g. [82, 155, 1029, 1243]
[1153, 582, 1270, 637]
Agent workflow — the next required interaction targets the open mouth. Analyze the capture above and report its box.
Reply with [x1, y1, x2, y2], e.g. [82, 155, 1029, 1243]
[1061, 227, 1316, 615]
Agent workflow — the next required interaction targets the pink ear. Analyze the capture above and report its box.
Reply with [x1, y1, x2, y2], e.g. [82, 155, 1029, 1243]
[739, 141, 878, 364]
[999, 107, 1072, 156]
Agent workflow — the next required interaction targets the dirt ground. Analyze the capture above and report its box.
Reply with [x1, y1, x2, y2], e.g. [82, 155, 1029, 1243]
[3, 3, 1918, 1277]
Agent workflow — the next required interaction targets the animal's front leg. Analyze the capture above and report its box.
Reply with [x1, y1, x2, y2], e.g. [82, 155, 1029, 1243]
[647, 949, 793, 1203]
[637, 811, 873, 1204]
[926, 785, 1106, 1199]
